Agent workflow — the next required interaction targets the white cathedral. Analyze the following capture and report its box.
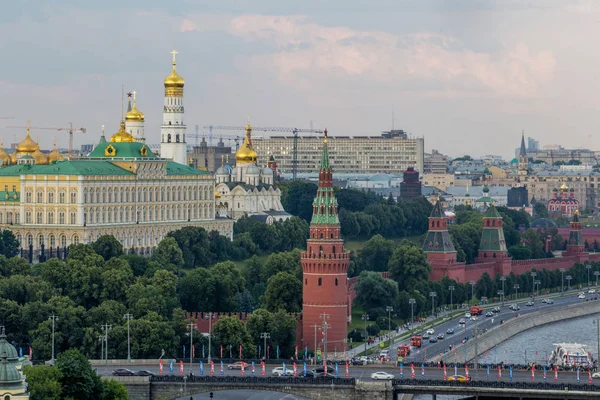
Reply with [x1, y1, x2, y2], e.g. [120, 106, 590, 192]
[215, 123, 291, 223]
[124, 51, 290, 224]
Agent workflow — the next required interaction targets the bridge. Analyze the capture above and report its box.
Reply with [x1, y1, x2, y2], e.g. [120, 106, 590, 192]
[108, 375, 600, 400]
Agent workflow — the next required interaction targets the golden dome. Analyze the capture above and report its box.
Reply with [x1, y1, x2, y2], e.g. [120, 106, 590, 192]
[164, 50, 184, 88]
[235, 123, 258, 163]
[215, 191, 222, 199]
[125, 92, 145, 122]
[32, 148, 48, 165]
[48, 141, 64, 163]
[110, 121, 136, 143]
[16, 129, 40, 153]
[560, 183, 568, 190]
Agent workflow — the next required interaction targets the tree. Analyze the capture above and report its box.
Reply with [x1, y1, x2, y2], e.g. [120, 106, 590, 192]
[0, 229, 20, 258]
[167, 227, 212, 268]
[91, 235, 123, 261]
[211, 261, 246, 312]
[55, 349, 103, 400]
[151, 237, 184, 270]
[262, 250, 301, 281]
[23, 365, 63, 400]
[354, 271, 399, 311]
[100, 258, 134, 302]
[243, 255, 264, 289]
[101, 379, 129, 400]
[279, 180, 318, 221]
[388, 244, 431, 291]
[211, 316, 256, 359]
[533, 203, 549, 219]
[263, 272, 302, 313]
[355, 234, 395, 274]
[178, 267, 214, 311]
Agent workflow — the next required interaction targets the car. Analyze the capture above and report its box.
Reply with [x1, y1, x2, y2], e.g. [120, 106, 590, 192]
[465, 313, 471, 318]
[429, 337, 438, 343]
[305, 370, 323, 378]
[379, 350, 390, 358]
[228, 361, 248, 370]
[485, 312, 493, 317]
[352, 358, 365, 366]
[543, 298, 554, 304]
[426, 328, 435, 335]
[593, 372, 600, 379]
[509, 304, 520, 311]
[313, 366, 335, 374]
[423, 333, 430, 340]
[578, 294, 586, 299]
[135, 370, 155, 376]
[271, 367, 294, 376]
[447, 374, 471, 382]
[437, 333, 445, 340]
[458, 319, 466, 325]
[446, 328, 454, 335]
[470, 316, 478, 321]
[492, 307, 501, 313]
[112, 368, 135, 376]
[589, 289, 596, 294]
[371, 371, 394, 380]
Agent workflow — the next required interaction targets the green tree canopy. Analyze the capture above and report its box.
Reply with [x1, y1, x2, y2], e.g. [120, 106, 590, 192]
[388, 244, 431, 291]
[91, 235, 123, 261]
[263, 272, 302, 313]
[354, 271, 399, 311]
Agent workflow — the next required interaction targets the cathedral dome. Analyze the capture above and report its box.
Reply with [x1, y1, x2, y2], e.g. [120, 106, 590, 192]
[0, 146, 10, 166]
[110, 121, 136, 143]
[125, 106, 145, 122]
[164, 69, 185, 88]
[246, 165, 259, 175]
[48, 142, 65, 163]
[236, 123, 258, 163]
[262, 167, 273, 175]
[16, 129, 39, 153]
[0, 330, 18, 362]
[31, 148, 48, 165]
[0, 355, 21, 384]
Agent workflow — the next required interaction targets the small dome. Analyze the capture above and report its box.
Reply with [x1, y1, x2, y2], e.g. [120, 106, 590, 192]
[215, 191, 222, 199]
[48, 143, 65, 163]
[0, 330, 18, 362]
[560, 183, 568, 190]
[0, 355, 22, 384]
[110, 121, 135, 143]
[16, 129, 40, 153]
[32, 148, 48, 165]
[262, 167, 273, 175]
[216, 166, 227, 175]
[247, 165, 259, 174]
[125, 106, 145, 122]
[483, 185, 489, 193]
[0, 147, 10, 166]
[236, 123, 258, 163]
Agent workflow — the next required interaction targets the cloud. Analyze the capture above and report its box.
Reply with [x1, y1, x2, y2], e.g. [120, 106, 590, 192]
[226, 15, 556, 98]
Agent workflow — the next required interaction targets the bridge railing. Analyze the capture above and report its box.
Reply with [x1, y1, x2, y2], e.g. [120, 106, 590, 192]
[392, 378, 600, 392]
[151, 375, 356, 386]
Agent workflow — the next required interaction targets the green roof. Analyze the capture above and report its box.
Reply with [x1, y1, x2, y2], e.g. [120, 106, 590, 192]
[24, 160, 134, 176]
[483, 204, 501, 218]
[88, 141, 157, 158]
[166, 162, 211, 175]
[423, 230, 456, 253]
[475, 196, 493, 203]
[429, 200, 444, 218]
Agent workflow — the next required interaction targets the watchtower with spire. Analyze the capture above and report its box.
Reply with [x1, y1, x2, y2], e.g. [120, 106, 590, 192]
[125, 91, 146, 143]
[160, 50, 187, 165]
[564, 211, 587, 258]
[301, 129, 350, 353]
[518, 130, 529, 176]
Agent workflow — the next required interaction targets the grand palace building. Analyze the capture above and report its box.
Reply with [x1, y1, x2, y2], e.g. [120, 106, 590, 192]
[0, 51, 233, 260]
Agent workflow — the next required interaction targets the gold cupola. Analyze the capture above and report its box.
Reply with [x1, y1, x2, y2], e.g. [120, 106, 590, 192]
[560, 182, 568, 191]
[31, 136, 48, 165]
[164, 50, 184, 96]
[0, 138, 10, 166]
[47, 138, 64, 163]
[16, 128, 40, 153]
[110, 121, 136, 143]
[235, 121, 258, 164]
[125, 91, 145, 122]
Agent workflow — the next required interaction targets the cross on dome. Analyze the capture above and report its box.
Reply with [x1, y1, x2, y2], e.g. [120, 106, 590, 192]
[171, 49, 178, 65]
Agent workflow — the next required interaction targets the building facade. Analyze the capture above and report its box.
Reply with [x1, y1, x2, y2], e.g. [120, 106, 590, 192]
[160, 50, 187, 165]
[254, 130, 424, 175]
[424, 149, 449, 174]
[301, 130, 350, 354]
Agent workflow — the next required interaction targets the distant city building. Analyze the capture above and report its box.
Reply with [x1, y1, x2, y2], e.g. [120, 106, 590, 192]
[188, 137, 233, 172]
[506, 187, 529, 208]
[421, 173, 455, 191]
[424, 149, 449, 174]
[80, 144, 94, 154]
[527, 147, 597, 165]
[399, 167, 422, 200]
[548, 184, 579, 217]
[253, 129, 424, 175]
[528, 136, 540, 151]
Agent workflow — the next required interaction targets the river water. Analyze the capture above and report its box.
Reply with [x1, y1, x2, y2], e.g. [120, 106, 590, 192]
[482, 313, 600, 365]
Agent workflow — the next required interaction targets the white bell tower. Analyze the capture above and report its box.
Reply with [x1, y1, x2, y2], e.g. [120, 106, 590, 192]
[160, 50, 187, 165]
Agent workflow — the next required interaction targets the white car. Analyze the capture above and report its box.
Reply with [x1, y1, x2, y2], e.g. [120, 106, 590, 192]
[470, 316, 478, 321]
[426, 328, 435, 335]
[371, 371, 394, 380]
[589, 289, 596, 294]
[465, 313, 471, 318]
[271, 367, 293, 377]
[593, 372, 600, 379]
[578, 294, 586, 299]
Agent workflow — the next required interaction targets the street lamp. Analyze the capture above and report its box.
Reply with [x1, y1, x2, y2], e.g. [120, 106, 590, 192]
[320, 313, 330, 362]
[595, 271, 600, 287]
[49, 315, 59, 363]
[587, 264, 592, 288]
[513, 284, 519, 300]
[566, 275, 572, 291]
[361, 314, 369, 353]
[530, 272, 537, 297]
[408, 299, 416, 336]
[386, 306, 393, 344]
[124, 313, 133, 362]
[429, 292, 437, 318]
[500, 276, 506, 305]
[594, 319, 600, 364]
[469, 281, 475, 303]
[559, 268, 565, 295]
[260, 332, 270, 359]
[448, 285, 455, 315]
[186, 322, 195, 369]
[101, 324, 112, 365]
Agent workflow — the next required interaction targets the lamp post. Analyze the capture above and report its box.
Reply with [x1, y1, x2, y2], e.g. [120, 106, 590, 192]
[448, 285, 455, 316]
[595, 271, 600, 288]
[320, 313, 330, 362]
[386, 306, 393, 345]
[98, 335, 104, 361]
[49, 315, 59, 363]
[260, 332, 270, 359]
[513, 284, 519, 300]
[186, 322, 195, 369]
[566, 275, 572, 291]
[124, 313, 133, 363]
[587, 264, 592, 289]
[361, 314, 369, 353]
[500, 276, 506, 305]
[469, 281, 475, 303]
[595, 319, 600, 364]
[408, 299, 416, 336]
[207, 312, 213, 363]
[101, 324, 112, 365]
[559, 268, 565, 295]
[429, 292, 437, 318]
[530, 272, 537, 297]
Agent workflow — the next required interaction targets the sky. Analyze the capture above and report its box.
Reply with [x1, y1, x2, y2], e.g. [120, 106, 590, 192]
[1, 0, 599, 159]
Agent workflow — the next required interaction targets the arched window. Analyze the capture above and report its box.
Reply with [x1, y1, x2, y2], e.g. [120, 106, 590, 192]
[176, 133, 180, 143]
[48, 191, 55, 203]
[70, 212, 76, 225]
[26, 191, 32, 203]
[60, 235, 67, 247]
[49, 235, 56, 248]
[59, 191, 65, 204]
[70, 191, 77, 204]
[25, 211, 32, 224]
[37, 191, 43, 203]
[27, 234, 33, 246]
[332, 245, 336, 254]
[38, 235, 44, 248]
[73, 235, 79, 245]
[167, 133, 172, 143]
[320, 233, 324, 239]
[318, 278, 322, 286]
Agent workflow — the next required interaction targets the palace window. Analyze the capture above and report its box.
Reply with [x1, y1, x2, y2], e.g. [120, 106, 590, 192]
[70, 191, 77, 204]
[73, 235, 79, 245]
[25, 211, 32, 224]
[48, 212, 54, 224]
[36, 212, 42, 224]
[38, 235, 44, 248]
[60, 235, 66, 247]
[59, 212, 65, 224]
[59, 191, 65, 204]
[70, 212, 76, 224]
[37, 191, 43, 203]
[27, 234, 33, 246]
[26, 192, 32, 203]
[49, 235, 55, 248]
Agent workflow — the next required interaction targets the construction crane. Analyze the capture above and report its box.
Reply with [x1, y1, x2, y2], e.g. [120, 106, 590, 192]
[7, 121, 86, 157]
[204, 125, 324, 180]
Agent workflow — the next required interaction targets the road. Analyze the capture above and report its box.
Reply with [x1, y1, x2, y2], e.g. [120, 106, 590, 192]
[100, 363, 595, 384]
[380, 291, 596, 364]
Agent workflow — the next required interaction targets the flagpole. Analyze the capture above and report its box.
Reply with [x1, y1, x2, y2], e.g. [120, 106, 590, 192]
[187, 322, 195, 372]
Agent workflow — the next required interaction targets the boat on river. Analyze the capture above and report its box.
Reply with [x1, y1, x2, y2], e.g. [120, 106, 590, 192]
[548, 343, 591, 366]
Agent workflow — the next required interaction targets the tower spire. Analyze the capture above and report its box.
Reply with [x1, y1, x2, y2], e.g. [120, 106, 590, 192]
[520, 130, 527, 157]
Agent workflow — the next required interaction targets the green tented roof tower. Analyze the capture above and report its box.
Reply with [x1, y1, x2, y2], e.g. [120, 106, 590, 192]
[565, 210, 585, 255]
[423, 199, 456, 254]
[478, 204, 508, 260]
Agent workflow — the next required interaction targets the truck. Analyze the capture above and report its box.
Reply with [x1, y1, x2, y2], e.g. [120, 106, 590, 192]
[410, 336, 422, 348]
[398, 344, 411, 357]
[470, 305, 484, 316]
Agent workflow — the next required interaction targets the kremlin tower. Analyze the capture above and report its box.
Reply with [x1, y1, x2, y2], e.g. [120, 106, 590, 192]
[125, 91, 145, 143]
[301, 129, 350, 358]
[160, 50, 187, 165]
